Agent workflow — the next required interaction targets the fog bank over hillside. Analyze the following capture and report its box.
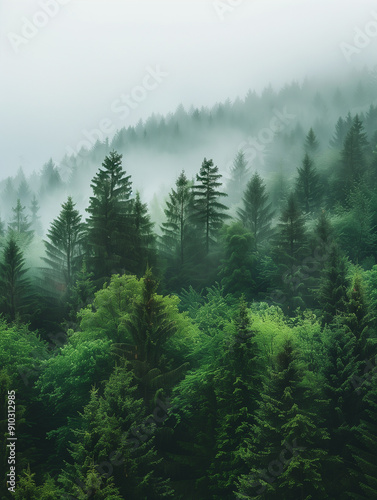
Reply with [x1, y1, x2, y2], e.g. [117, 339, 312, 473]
[1, 0, 377, 178]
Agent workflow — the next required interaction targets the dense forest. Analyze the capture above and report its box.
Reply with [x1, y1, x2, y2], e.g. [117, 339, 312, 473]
[2, 67, 377, 499]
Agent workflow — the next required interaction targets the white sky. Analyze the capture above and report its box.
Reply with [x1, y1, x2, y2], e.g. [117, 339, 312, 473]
[1, 0, 377, 176]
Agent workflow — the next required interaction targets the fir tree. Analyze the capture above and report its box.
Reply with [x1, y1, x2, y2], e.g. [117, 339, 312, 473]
[208, 298, 262, 499]
[295, 153, 321, 213]
[161, 171, 193, 266]
[0, 236, 32, 321]
[338, 114, 368, 197]
[29, 195, 43, 236]
[227, 151, 251, 205]
[8, 199, 34, 247]
[86, 151, 133, 281]
[191, 158, 229, 255]
[237, 172, 274, 250]
[130, 191, 156, 276]
[237, 338, 329, 500]
[304, 128, 319, 155]
[42, 196, 85, 292]
[317, 244, 349, 325]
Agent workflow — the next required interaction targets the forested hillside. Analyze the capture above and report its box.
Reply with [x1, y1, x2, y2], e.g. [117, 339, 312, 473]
[1, 68, 377, 499]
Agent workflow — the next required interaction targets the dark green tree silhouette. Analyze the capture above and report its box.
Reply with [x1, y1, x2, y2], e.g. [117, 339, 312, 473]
[191, 158, 229, 255]
[237, 172, 274, 250]
[295, 153, 321, 213]
[42, 196, 86, 293]
[227, 151, 251, 205]
[0, 236, 32, 321]
[86, 151, 133, 281]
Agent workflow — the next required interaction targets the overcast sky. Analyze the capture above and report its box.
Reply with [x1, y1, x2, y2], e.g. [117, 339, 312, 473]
[1, 0, 377, 176]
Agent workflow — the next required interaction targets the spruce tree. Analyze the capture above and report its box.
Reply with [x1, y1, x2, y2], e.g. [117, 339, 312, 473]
[304, 128, 319, 155]
[317, 244, 349, 325]
[191, 158, 229, 255]
[237, 338, 329, 500]
[130, 191, 156, 276]
[30, 195, 43, 236]
[208, 298, 262, 499]
[8, 199, 34, 247]
[227, 151, 251, 205]
[0, 236, 32, 321]
[295, 153, 321, 213]
[339, 114, 369, 197]
[42, 196, 85, 292]
[237, 172, 274, 250]
[86, 151, 133, 280]
[161, 171, 193, 266]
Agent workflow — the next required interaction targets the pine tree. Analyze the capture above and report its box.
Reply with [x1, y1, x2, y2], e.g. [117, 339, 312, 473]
[29, 195, 43, 236]
[42, 196, 86, 293]
[60, 367, 173, 499]
[8, 199, 34, 247]
[86, 151, 133, 280]
[208, 298, 262, 499]
[317, 244, 349, 325]
[0, 236, 32, 321]
[304, 128, 319, 155]
[339, 114, 368, 197]
[227, 151, 251, 205]
[237, 338, 329, 499]
[218, 223, 255, 300]
[237, 172, 274, 250]
[130, 191, 156, 276]
[295, 153, 321, 213]
[330, 114, 353, 149]
[191, 158, 230, 255]
[161, 171, 193, 266]
[272, 193, 308, 312]
[322, 323, 363, 497]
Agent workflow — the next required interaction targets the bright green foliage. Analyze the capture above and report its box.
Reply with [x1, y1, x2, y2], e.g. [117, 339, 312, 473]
[36, 336, 113, 417]
[60, 367, 173, 499]
[14, 466, 64, 500]
[237, 172, 274, 250]
[0, 236, 33, 321]
[219, 223, 255, 300]
[208, 298, 263, 499]
[191, 157, 230, 254]
[237, 337, 329, 500]
[295, 153, 321, 213]
[42, 196, 86, 292]
[86, 151, 133, 281]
